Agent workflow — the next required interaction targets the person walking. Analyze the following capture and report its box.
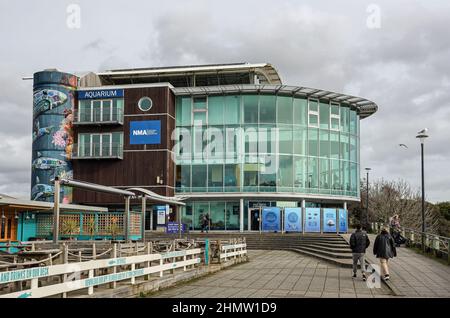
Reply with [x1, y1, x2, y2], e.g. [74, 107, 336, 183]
[200, 214, 207, 233]
[373, 226, 397, 281]
[350, 224, 370, 281]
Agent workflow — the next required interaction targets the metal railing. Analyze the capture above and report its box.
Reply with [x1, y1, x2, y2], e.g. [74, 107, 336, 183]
[74, 108, 124, 125]
[0, 238, 248, 298]
[72, 142, 123, 159]
[371, 222, 450, 264]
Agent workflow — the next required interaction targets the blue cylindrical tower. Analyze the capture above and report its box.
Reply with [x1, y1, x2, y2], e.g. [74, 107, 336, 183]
[31, 70, 78, 203]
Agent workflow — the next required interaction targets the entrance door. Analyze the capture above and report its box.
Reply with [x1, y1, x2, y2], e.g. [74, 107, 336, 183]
[249, 208, 261, 231]
[0, 211, 18, 241]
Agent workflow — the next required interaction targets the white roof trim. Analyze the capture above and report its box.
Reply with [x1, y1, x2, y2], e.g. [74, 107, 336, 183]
[0, 197, 108, 212]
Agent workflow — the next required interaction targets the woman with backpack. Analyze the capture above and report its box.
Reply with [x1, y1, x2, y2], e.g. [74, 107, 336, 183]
[373, 226, 397, 281]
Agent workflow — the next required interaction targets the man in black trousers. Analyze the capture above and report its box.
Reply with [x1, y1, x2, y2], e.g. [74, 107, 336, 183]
[350, 224, 371, 281]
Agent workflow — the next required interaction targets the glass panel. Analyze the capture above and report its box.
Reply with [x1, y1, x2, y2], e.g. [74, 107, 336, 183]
[92, 134, 100, 157]
[79, 100, 91, 122]
[259, 95, 276, 123]
[102, 100, 111, 121]
[309, 113, 318, 127]
[307, 157, 319, 189]
[340, 134, 349, 160]
[340, 106, 350, 133]
[350, 162, 358, 194]
[243, 95, 258, 123]
[350, 110, 357, 135]
[208, 96, 223, 125]
[101, 134, 111, 157]
[181, 97, 191, 126]
[319, 102, 330, 130]
[244, 126, 258, 154]
[191, 165, 207, 191]
[330, 131, 339, 159]
[319, 130, 329, 158]
[294, 98, 307, 126]
[181, 203, 194, 231]
[193, 112, 206, 126]
[193, 97, 207, 110]
[93, 100, 101, 122]
[294, 156, 307, 189]
[194, 202, 209, 230]
[176, 97, 182, 126]
[208, 164, 223, 192]
[224, 164, 240, 191]
[225, 202, 240, 230]
[176, 165, 191, 192]
[330, 159, 341, 191]
[210, 202, 225, 230]
[309, 99, 319, 112]
[331, 104, 339, 115]
[243, 156, 259, 191]
[79, 134, 89, 157]
[308, 128, 319, 157]
[293, 128, 307, 155]
[277, 96, 293, 124]
[224, 95, 240, 125]
[278, 155, 293, 191]
[350, 136, 357, 162]
[278, 126, 292, 154]
[319, 158, 330, 190]
[114, 99, 124, 122]
[259, 154, 276, 192]
[206, 126, 224, 163]
[342, 161, 350, 192]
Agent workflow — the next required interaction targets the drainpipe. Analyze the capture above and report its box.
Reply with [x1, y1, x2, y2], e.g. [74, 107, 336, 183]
[53, 177, 60, 243]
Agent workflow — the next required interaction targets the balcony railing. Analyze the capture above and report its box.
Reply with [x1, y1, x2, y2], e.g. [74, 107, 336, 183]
[73, 108, 124, 125]
[72, 142, 123, 159]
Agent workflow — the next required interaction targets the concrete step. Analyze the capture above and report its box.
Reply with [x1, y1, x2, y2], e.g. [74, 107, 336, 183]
[290, 245, 352, 259]
[287, 248, 353, 268]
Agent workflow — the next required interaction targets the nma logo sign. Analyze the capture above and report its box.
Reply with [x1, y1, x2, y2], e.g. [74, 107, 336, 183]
[130, 120, 161, 145]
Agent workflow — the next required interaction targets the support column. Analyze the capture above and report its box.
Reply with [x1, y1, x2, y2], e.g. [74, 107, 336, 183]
[124, 196, 130, 242]
[53, 177, 61, 243]
[301, 199, 306, 234]
[141, 196, 146, 242]
[239, 198, 244, 232]
[343, 201, 347, 210]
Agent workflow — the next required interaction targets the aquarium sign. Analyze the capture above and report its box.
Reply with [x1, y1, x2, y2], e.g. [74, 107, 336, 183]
[305, 208, 321, 232]
[284, 207, 302, 232]
[339, 209, 348, 233]
[323, 209, 337, 233]
[262, 207, 280, 231]
[130, 120, 161, 145]
[77, 89, 124, 100]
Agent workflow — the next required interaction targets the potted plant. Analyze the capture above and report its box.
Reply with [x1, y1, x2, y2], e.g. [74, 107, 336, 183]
[108, 216, 121, 242]
[61, 218, 80, 240]
[85, 216, 96, 240]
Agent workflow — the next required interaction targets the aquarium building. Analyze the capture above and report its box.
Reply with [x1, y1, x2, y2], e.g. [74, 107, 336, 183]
[28, 63, 378, 234]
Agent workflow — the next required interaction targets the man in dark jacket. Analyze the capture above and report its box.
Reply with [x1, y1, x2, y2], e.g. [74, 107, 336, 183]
[373, 226, 397, 281]
[350, 224, 370, 281]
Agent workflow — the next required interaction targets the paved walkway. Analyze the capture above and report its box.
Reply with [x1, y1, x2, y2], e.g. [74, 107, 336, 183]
[358, 234, 450, 297]
[148, 250, 393, 298]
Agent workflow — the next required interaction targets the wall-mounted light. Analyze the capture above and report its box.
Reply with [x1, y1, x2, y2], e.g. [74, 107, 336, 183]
[1, 210, 5, 219]
[14, 209, 19, 219]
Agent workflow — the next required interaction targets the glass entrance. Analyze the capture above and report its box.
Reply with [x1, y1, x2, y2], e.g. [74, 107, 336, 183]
[249, 208, 261, 231]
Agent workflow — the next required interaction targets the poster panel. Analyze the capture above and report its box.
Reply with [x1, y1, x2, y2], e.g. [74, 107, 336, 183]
[323, 209, 337, 233]
[262, 207, 281, 231]
[284, 208, 302, 232]
[305, 208, 321, 232]
[339, 209, 348, 233]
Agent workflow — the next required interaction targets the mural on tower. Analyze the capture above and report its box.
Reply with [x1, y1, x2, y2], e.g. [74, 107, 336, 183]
[31, 71, 77, 203]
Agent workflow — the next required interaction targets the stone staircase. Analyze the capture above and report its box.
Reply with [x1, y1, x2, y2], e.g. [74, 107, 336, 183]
[144, 232, 353, 268]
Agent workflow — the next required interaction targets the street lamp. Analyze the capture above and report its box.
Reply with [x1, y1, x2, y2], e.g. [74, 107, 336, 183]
[364, 168, 371, 229]
[416, 128, 428, 252]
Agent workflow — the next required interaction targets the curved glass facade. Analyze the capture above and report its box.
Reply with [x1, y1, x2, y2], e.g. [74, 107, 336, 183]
[175, 94, 360, 198]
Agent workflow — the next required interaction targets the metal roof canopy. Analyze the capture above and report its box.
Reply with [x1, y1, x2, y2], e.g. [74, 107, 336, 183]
[171, 84, 378, 119]
[97, 63, 282, 85]
[0, 197, 108, 213]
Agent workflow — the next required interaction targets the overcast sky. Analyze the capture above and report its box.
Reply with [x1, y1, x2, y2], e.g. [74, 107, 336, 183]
[0, 0, 449, 202]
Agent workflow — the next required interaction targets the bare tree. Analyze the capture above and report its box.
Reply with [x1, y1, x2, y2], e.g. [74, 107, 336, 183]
[362, 178, 440, 234]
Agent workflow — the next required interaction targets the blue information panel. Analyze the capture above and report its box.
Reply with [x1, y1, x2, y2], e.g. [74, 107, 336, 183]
[166, 222, 186, 234]
[305, 208, 321, 232]
[284, 208, 302, 232]
[130, 120, 161, 145]
[262, 207, 281, 231]
[323, 209, 337, 233]
[339, 209, 348, 233]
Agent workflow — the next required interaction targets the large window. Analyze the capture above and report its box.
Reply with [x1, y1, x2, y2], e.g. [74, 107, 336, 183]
[77, 132, 123, 158]
[175, 94, 360, 198]
[78, 99, 124, 123]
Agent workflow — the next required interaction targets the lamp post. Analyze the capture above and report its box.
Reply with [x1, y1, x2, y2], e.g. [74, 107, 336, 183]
[364, 168, 371, 229]
[416, 128, 429, 253]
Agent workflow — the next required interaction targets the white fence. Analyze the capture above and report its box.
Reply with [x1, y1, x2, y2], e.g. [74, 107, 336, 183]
[0, 239, 248, 298]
